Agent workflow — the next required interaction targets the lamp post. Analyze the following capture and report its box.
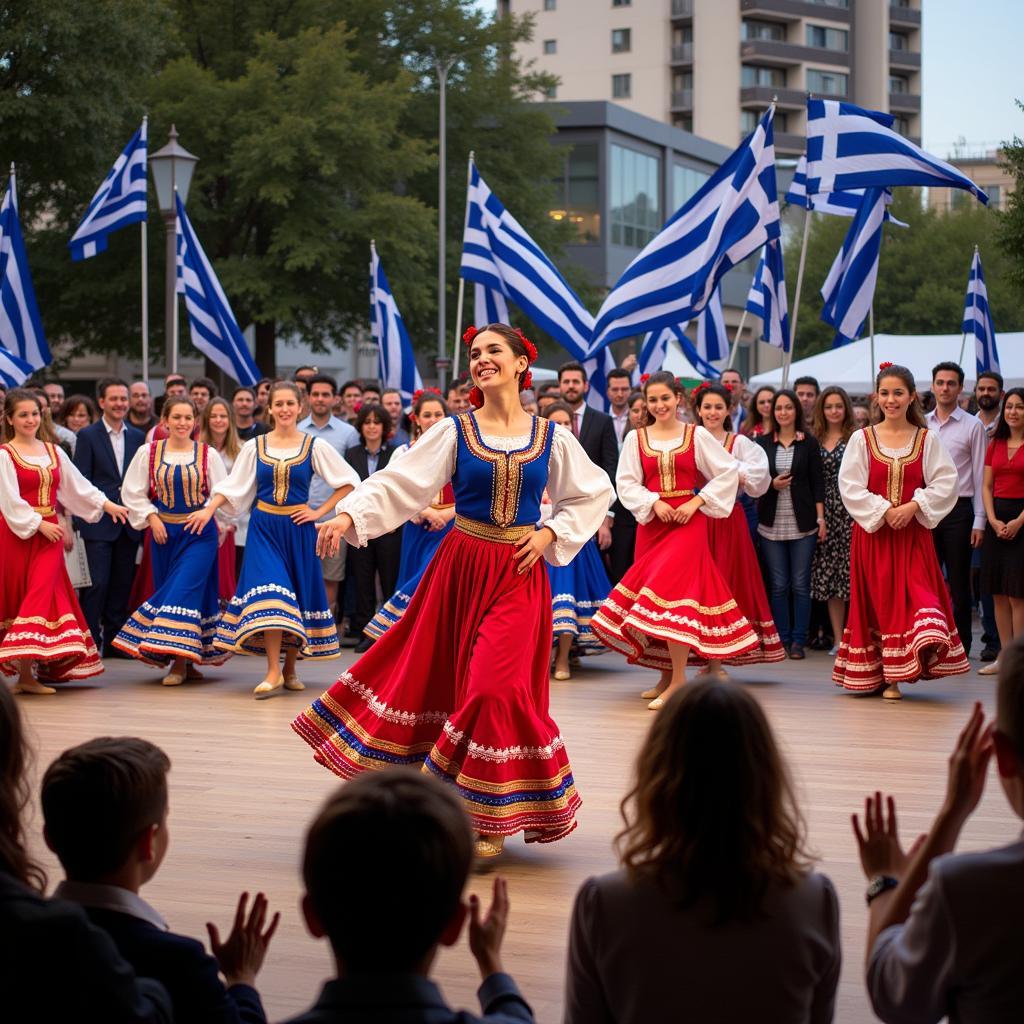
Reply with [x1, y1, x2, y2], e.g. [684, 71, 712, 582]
[149, 125, 198, 375]
[435, 57, 457, 391]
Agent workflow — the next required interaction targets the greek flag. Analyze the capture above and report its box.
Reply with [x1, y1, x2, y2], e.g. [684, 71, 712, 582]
[473, 283, 509, 327]
[0, 343, 33, 388]
[786, 153, 905, 222]
[0, 176, 51, 371]
[805, 100, 988, 203]
[370, 243, 423, 405]
[638, 326, 720, 380]
[589, 108, 779, 353]
[745, 241, 790, 351]
[175, 194, 260, 385]
[962, 249, 999, 374]
[69, 121, 148, 261]
[820, 187, 887, 346]
[696, 287, 728, 362]
[460, 159, 591, 359]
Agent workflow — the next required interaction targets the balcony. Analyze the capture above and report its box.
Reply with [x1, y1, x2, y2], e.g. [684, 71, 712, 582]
[670, 0, 693, 18]
[888, 91, 921, 112]
[889, 4, 921, 26]
[670, 42, 693, 64]
[740, 0, 849, 23]
[770, 130, 805, 154]
[889, 48, 921, 68]
[741, 38, 849, 67]
[671, 88, 694, 111]
[741, 85, 807, 110]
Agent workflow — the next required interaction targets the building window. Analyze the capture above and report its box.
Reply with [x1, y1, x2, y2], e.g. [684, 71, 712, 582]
[612, 73, 632, 98]
[543, 84, 557, 100]
[741, 64, 786, 88]
[612, 0, 631, 6]
[741, 110, 786, 134]
[741, 19, 785, 42]
[806, 69, 848, 96]
[808, 0, 849, 7]
[673, 164, 710, 209]
[549, 143, 600, 244]
[987, 185, 1002, 209]
[806, 24, 848, 51]
[889, 74, 909, 94]
[673, 115, 693, 132]
[543, 39, 557, 55]
[611, 143, 660, 248]
[611, 28, 631, 53]
[893, 115, 911, 137]
[889, 31, 908, 51]
[543, 0, 556, 9]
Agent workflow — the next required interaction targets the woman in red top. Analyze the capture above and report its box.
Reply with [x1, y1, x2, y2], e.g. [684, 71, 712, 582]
[979, 387, 1024, 675]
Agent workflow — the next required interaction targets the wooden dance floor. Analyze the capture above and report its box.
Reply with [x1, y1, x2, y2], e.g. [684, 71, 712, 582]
[16, 640, 1018, 1022]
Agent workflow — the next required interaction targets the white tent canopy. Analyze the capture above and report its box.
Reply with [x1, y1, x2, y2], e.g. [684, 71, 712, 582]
[750, 332, 1024, 395]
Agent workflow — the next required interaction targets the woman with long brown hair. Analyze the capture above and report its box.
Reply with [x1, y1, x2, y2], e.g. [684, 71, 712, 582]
[564, 682, 840, 1023]
[198, 396, 243, 602]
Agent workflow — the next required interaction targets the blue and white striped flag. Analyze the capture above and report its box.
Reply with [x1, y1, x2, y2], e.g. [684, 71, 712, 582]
[0, 176, 51, 372]
[175, 194, 260, 385]
[696, 286, 728, 362]
[582, 348, 618, 412]
[589, 107, 779, 353]
[786, 153, 905, 222]
[460, 159, 591, 360]
[0, 343, 33, 388]
[745, 241, 790, 351]
[473, 282, 509, 327]
[370, 242, 423, 405]
[805, 100, 988, 203]
[639, 329, 670, 376]
[69, 120, 148, 261]
[962, 248, 999, 374]
[820, 187, 887, 346]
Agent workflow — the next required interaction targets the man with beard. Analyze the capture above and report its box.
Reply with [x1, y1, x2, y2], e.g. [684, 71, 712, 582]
[127, 381, 158, 434]
[975, 370, 1003, 439]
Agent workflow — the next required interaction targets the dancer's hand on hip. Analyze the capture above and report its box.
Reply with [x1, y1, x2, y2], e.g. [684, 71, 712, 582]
[184, 506, 214, 534]
[513, 526, 554, 574]
[289, 504, 319, 525]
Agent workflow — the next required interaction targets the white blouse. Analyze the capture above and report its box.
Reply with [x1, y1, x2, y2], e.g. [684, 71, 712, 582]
[729, 432, 771, 499]
[210, 436, 361, 517]
[838, 428, 959, 533]
[122, 443, 229, 532]
[0, 446, 108, 539]
[616, 426, 740, 525]
[335, 417, 614, 566]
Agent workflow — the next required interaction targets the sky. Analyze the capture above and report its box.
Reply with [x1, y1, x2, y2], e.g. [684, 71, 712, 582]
[472, 0, 1024, 158]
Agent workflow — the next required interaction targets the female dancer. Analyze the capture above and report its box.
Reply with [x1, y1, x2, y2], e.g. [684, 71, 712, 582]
[979, 387, 1024, 675]
[542, 401, 612, 679]
[591, 372, 757, 709]
[185, 381, 359, 698]
[744, 386, 775, 437]
[691, 382, 783, 675]
[364, 390, 455, 640]
[113, 397, 229, 685]
[296, 324, 612, 858]
[0, 389, 128, 693]
[810, 387, 855, 655]
[199, 397, 242, 598]
[834, 363, 966, 698]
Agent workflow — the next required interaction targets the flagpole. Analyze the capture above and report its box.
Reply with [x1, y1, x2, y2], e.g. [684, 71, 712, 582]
[726, 308, 748, 370]
[140, 219, 149, 382]
[957, 244, 978, 366]
[782, 207, 811, 388]
[868, 304, 875, 377]
[170, 187, 179, 374]
[452, 152, 474, 381]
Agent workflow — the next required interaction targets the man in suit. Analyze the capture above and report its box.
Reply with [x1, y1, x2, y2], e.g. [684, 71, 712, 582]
[42, 736, 275, 1024]
[73, 378, 145, 655]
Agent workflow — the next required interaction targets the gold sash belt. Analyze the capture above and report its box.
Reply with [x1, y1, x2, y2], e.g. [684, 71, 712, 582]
[455, 514, 534, 544]
[658, 489, 695, 498]
[33, 505, 56, 517]
[157, 511, 193, 524]
[256, 500, 305, 515]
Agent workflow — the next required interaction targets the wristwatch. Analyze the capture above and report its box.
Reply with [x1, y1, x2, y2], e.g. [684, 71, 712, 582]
[865, 874, 899, 905]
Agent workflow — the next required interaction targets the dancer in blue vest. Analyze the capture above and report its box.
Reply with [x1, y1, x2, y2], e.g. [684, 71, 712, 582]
[185, 381, 359, 698]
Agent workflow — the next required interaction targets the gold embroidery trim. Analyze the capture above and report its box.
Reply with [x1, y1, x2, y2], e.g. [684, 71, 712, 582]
[152, 441, 205, 511]
[865, 426, 926, 506]
[157, 511, 192, 524]
[5, 442, 58, 509]
[257, 433, 312, 505]
[256, 500, 306, 515]
[724, 432, 736, 454]
[455, 515, 535, 544]
[33, 506, 56, 517]
[638, 424, 693, 494]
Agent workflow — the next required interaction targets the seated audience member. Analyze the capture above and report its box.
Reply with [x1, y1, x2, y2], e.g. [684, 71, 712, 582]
[0, 688, 172, 1023]
[283, 770, 532, 1024]
[853, 641, 1024, 1024]
[564, 682, 840, 1024]
[41, 736, 278, 1024]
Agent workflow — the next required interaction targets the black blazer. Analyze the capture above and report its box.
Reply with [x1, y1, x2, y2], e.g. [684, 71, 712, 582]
[72, 418, 145, 542]
[344, 443, 397, 483]
[755, 433, 826, 533]
[0, 872, 171, 1023]
[576, 406, 619, 487]
[84, 906, 266, 1024]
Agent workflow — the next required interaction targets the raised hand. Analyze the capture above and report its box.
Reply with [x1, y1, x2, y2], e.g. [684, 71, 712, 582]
[852, 792, 924, 880]
[468, 876, 509, 980]
[941, 702, 994, 828]
[206, 892, 280, 989]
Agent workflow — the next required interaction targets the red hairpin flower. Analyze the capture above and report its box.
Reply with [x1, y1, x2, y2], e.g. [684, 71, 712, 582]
[468, 385, 484, 408]
[514, 327, 538, 364]
[879, 361, 894, 370]
[640, 373, 650, 384]
[522, 370, 533, 390]
[463, 325, 479, 345]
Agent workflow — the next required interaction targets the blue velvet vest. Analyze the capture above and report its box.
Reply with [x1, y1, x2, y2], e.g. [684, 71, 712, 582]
[254, 433, 314, 507]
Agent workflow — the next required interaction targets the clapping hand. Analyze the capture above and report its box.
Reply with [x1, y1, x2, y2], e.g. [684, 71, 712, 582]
[468, 877, 509, 980]
[852, 792, 925, 881]
[206, 892, 280, 989]
[940, 702, 994, 828]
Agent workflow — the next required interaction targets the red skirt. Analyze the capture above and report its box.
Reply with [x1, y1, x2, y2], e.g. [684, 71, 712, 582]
[0, 518, 102, 680]
[833, 519, 969, 690]
[293, 528, 580, 842]
[591, 511, 759, 670]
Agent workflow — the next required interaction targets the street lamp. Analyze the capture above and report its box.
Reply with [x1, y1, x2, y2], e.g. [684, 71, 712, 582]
[149, 125, 198, 375]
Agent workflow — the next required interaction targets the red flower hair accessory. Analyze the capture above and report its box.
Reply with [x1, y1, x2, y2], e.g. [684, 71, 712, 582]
[691, 380, 713, 398]
[411, 387, 442, 403]
[463, 325, 479, 346]
[514, 327, 538, 364]
[522, 370, 533, 390]
[878, 361, 894, 371]
[468, 385, 484, 408]
[640, 373, 650, 384]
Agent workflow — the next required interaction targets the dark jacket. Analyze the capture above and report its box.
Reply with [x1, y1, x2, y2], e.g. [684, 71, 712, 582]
[576, 405, 619, 488]
[0, 872, 171, 1024]
[83, 905, 266, 1024]
[72, 417, 145, 542]
[345, 443, 397, 482]
[755, 433, 826, 533]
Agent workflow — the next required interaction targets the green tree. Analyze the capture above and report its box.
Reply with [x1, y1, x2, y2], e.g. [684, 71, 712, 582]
[996, 100, 1024, 294]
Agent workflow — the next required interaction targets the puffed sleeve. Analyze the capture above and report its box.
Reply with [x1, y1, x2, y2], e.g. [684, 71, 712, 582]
[615, 430, 660, 524]
[838, 429, 891, 532]
[0, 449, 43, 539]
[204, 449, 235, 528]
[544, 426, 615, 565]
[210, 438, 258, 517]
[693, 426, 739, 519]
[311, 438, 361, 492]
[914, 430, 959, 528]
[731, 433, 771, 498]
[54, 449, 109, 523]
[337, 418, 457, 547]
[122, 444, 157, 531]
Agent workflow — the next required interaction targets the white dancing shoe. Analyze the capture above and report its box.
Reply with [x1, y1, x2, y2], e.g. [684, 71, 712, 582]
[254, 674, 284, 699]
[283, 673, 305, 691]
[474, 834, 505, 859]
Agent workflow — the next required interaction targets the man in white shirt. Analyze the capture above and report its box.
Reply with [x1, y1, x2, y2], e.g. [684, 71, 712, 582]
[925, 361, 987, 657]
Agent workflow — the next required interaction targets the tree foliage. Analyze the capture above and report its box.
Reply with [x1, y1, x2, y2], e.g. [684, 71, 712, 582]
[996, 100, 1024, 295]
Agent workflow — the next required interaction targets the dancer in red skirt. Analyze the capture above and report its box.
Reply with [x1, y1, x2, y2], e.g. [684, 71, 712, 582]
[692, 382, 785, 675]
[834, 363, 967, 698]
[295, 324, 613, 859]
[591, 372, 759, 709]
[0, 389, 129, 693]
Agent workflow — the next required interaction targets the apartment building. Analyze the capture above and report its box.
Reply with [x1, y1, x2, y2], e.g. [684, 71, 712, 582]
[502, 0, 922, 156]
[926, 149, 1015, 213]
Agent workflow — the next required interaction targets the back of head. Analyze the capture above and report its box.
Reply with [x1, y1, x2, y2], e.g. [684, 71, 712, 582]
[0, 685, 46, 890]
[41, 738, 170, 881]
[303, 771, 472, 973]
[616, 682, 810, 922]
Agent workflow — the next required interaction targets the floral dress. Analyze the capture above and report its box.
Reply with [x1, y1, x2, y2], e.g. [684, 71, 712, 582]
[811, 439, 853, 601]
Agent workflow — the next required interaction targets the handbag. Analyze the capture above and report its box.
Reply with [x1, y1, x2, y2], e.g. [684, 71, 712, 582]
[64, 530, 92, 589]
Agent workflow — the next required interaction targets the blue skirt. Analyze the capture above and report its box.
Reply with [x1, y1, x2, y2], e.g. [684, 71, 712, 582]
[114, 521, 226, 666]
[215, 508, 340, 658]
[366, 518, 454, 640]
[548, 538, 611, 651]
